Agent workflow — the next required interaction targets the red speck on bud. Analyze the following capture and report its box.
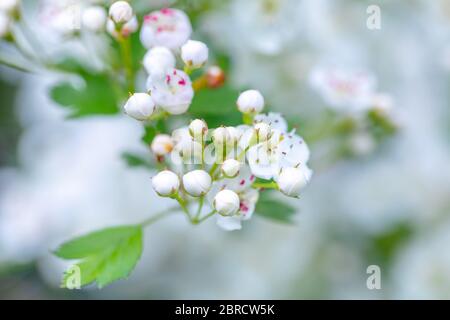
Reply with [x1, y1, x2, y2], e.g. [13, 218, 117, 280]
[178, 78, 186, 86]
[160, 8, 174, 15]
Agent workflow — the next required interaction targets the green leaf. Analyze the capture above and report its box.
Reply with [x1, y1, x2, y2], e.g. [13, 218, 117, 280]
[188, 85, 242, 127]
[122, 152, 152, 169]
[49, 66, 120, 118]
[55, 226, 143, 288]
[255, 193, 297, 224]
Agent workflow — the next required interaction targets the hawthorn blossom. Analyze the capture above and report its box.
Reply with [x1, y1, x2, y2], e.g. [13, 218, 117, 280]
[310, 66, 377, 112]
[146, 68, 194, 115]
[140, 8, 192, 49]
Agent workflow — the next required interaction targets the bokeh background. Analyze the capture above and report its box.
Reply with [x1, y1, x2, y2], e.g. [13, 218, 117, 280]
[1, 0, 450, 299]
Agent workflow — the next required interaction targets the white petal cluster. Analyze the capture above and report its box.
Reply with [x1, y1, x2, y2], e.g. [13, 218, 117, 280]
[150, 106, 311, 231]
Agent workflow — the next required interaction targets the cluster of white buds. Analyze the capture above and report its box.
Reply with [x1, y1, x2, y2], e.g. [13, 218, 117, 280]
[150, 91, 313, 231]
[0, 0, 20, 38]
[107, 1, 138, 38]
[120, 6, 210, 120]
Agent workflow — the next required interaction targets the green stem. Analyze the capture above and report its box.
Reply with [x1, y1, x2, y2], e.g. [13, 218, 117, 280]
[209, 162, 218, 176]
[252, 181, 279, 190]
[193, 196, 205, 222]
[140, 206, 178, 227]
[173, 193, 191, 221]
[119, 35, 134, 93]
[197, 210, 216, 224]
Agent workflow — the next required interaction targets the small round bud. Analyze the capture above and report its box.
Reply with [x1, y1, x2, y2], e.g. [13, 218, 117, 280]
[151, 134, 174, 156]
[143, 46, 175, 77]
[226, 127, 240, 143]
[189, 119, 208, 139]
[221, 159, 241, 178]
[206, 66, 225, 88]
[237, 90, 265, 114]
[182, 170, 212, 197]
[213, 190, 240, 216]
[152, 170, 180, 197]
[82, 6, 107, 32]
[124, 93, 156, 121]
[181, 40, 209, 68]
[277, 167, 310, 198]
[212, 127, 229, 144]
[109, 1, 133, 24]
[254, 122, 271, 141]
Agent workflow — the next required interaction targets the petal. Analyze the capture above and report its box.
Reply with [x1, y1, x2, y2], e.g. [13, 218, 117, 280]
[216, 215, 242, 231]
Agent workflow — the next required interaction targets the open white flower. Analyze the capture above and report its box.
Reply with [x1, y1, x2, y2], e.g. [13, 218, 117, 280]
[310, 66, 376, 112]
[151, 134, 174, 157]
[152, 170, 180, 197]
[140, 8, 192, 49]
[183, 170, 212, 197]
[212, 166, 259, 231]
[146, 68, 194, 115]
[181, 40, 209, 68]
[254, 112, 288, 132]
[143, 46, 176, 79]
[109, 1, 133, 24]
[246, 114, 310, 180]
[237, 90, 265, 114]
[276, 166, 312, 198]
[124, 93, 156, 121]
[82, 6, 107, 32]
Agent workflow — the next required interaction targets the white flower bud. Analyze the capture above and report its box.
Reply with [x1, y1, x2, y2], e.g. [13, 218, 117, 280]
[254, 122, 271, 141]
[221, 159, 241, 178]
[226, 126, 240, 143]
[277, 167, 311, 198]
[151, 134, 174, 156]
[82, 6, 107, 32]
[212, 127, 229, 144]
[143, 46, 175, 78]
[237, 90, 265, 114]
[213, 190, 240, 216]
[0, 0, 19, 13]
[152, 170, 180, 197]
[0, 12, 11, 38]
[181, 40, 209, 68]
[124, 93, 156, 121]
[109, 1, 133, 24]
[182, 170, 212, 197]
[107, 15, 138, 38]
[189, 119, 208, 139]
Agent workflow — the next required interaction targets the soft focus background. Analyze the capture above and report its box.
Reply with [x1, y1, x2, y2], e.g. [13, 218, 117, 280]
[1, 0, 450, 299]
